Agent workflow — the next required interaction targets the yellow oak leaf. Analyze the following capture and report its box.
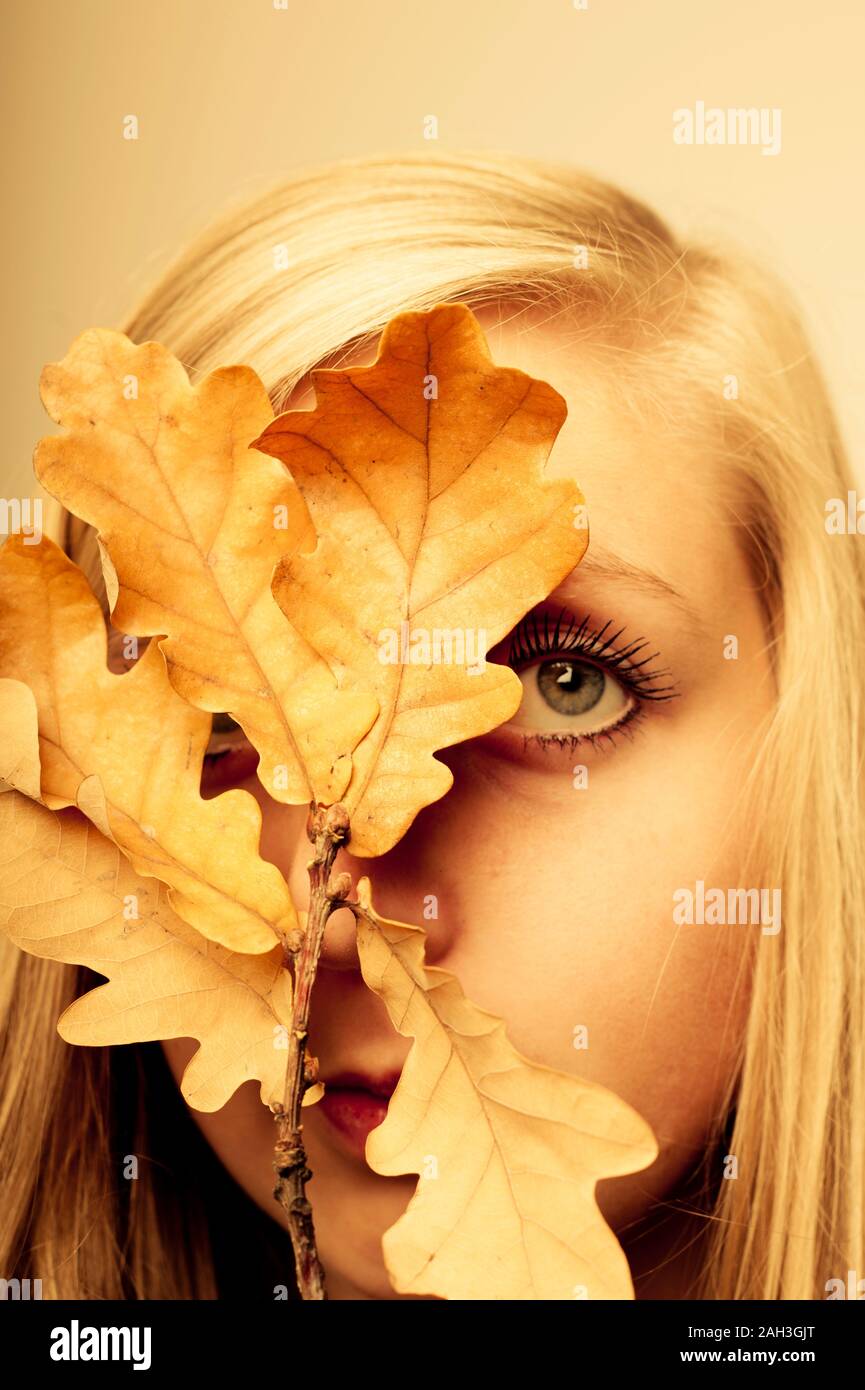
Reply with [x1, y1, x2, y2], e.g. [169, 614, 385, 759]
[254, 303, 588, 854]
[353, 878, 658, 1301]
[0, 677, 42, 798]
[0, 790, 304, 1112]
[34, 329, 378, 805]
[0, 534, 295, 954]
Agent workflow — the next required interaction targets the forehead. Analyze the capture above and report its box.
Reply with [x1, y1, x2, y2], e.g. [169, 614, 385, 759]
[476, 306, 747, 615]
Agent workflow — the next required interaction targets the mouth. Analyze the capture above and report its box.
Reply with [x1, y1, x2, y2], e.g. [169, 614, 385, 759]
[316, 1070, 401, 1159]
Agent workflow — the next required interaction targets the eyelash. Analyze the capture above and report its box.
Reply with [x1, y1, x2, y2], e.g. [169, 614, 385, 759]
[506, 607, 679, 750]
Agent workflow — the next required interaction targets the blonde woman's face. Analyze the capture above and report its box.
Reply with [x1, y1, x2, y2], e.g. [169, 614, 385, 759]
[162, 312, 774, 1299]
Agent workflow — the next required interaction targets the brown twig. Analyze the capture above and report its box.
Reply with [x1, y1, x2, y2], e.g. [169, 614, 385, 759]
[272, 801, 351, 1300]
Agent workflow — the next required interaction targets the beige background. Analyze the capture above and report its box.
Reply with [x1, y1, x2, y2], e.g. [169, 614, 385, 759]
[2, 0, 863, 497]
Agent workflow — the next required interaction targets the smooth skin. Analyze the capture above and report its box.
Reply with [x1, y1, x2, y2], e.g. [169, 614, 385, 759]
[162, 305, 775, 1299]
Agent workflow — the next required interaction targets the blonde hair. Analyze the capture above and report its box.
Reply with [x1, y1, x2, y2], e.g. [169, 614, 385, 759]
[3, 150, 862, 1299]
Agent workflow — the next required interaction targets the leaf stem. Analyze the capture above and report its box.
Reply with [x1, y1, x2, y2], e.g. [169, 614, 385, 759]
[272, 800, 350, 1301]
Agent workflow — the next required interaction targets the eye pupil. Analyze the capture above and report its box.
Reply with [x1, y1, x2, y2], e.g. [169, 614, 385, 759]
[536, 660, 604, 715]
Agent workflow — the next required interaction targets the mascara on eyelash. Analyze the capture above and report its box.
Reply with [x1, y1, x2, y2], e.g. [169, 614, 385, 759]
[506, 606, 680, 701]
[521, 704, 648, 754]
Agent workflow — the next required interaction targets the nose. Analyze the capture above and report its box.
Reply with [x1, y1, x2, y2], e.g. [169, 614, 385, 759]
[316, 845, 367, 970]
[270, 765, 472, 974]
[316, 812, 461, 972]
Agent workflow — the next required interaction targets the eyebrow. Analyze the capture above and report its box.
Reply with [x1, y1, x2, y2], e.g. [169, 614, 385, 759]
[553, 547, 707, 635]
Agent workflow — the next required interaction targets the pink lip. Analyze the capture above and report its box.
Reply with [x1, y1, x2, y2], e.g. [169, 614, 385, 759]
[317, 1071, 401, 1159]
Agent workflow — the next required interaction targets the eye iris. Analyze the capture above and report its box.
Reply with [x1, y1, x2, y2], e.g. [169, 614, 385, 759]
[536, 660, 604, 715]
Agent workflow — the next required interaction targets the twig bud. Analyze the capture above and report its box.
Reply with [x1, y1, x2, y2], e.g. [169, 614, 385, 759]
[284, 927, 305, 954]
[328, 871, 352, 901]
[324, 803, 350, 841]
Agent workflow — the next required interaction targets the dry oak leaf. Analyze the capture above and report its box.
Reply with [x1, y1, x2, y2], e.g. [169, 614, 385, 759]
[0, 677, 42, 798]
[34, 329, 378, 805]
[354, 879, 658, 1301]
[254, 302, 589, 856]
[0, 534, 295, 954]
[0, 790, 303, 1112]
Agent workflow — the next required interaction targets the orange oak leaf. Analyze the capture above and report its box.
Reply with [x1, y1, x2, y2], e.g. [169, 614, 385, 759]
[353, 879, 658, 1301]
[0, 535, 295, 953]
[33, 330, 378, 806]
[254, 303, 589, 855]
[0, 790, 312, 1113]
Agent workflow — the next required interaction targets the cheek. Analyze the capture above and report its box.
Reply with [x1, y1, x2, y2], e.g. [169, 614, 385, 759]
[441, 884, 749, 1227]
[421, 728, 757, 1221]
